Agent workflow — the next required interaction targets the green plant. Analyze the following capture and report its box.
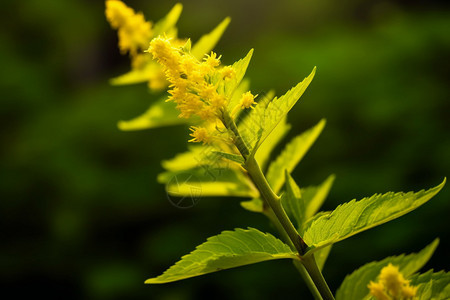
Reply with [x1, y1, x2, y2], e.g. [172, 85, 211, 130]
[105, 1, 448, 299]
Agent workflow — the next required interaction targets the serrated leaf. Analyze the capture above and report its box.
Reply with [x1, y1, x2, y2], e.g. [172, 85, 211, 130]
[159, 167, 258, 198]
[266, 119, 326, 193]
[303, 180, 446, 254]
[410, 269, 450, 300]
[152, 3, 183, 37]
[255, 117, 291, 170]
[212, 151, 245, 164]
[191, 17, 231, 60]
[117, 97, 186, 131]
[223, 49, 253, 99]
[247, 67, 316, 153]
[336, 239, 439, 300]
[146, 228, 298, 284]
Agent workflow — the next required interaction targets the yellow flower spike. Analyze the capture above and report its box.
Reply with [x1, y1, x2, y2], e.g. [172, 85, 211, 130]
[105, 0, 152, 56]
[379, 263, 407, 297]
[240, 91, 258, 109]
[188, 126, 214, 144]
[368, 281, 390, 300]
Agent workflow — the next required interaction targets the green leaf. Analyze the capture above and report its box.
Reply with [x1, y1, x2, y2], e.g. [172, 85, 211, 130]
[410, 269, 450, 300]
[315, 245, 332, 271]
[117, 97, 186, 131]
[303, 179, 445, 254]
[255, 117, 291, 170]
[281, 171, 305, 230]
[161, 146, 205, 172]
[302, 174, 335, 220]
[191, 17, 231, 60]
[110, 59, 159, 86]
[240, 198, 264, 213]
[266, 119, 326, 193]
[336, 239, 439, 300]
[248, 67, 316, 153]
[236, 90, 274, 155]
[226, 79, 250, 116]
[159, 167, 258, 198]
[224, 49, 254, 98]
[212, 151, 245, 164]
[146, 228, 298, 284]
[152, 3, 183, 37]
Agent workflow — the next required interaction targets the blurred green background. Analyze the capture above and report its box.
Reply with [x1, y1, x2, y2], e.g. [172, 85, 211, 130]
[1, 0, 449, 299]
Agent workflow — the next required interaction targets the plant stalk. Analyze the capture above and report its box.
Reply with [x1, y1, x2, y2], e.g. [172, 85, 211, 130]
[221, 110, 334, 299]
[245, 156, 307, 255]
[302, 254, 335, 300]
[266, 210, 323, 300]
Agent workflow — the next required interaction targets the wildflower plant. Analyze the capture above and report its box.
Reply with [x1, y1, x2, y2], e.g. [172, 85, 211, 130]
[105, 2, 449, 299]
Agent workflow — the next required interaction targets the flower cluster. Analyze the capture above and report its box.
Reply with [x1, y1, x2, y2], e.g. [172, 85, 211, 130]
[148, 36, 257, 145]
[368, 264, 418, 300]
[105, 0, 152, 57]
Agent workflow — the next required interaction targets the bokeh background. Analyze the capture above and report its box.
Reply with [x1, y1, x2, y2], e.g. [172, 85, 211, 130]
[1, 0, 449, 299]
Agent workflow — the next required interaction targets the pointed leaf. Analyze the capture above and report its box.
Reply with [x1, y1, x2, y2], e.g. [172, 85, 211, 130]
[146, 228, 298, 284]
[303, 174, 335, 220]
[152, 3, 183, 37]
[236, 90, 274, 154]
[336, 239, 439, 300]
[117, 97, 186, 131]
[159, 167, 258, 198]
[224, 49, 253, 98]
[281, 171, 305, 230]
[255, 117, 291, 170]
[110, 59, 160, 86]
[191, 17, 231, 60]
[250, 67, 316, 153]
[303, 179, 445, 253]
[266, 119, 326, 193]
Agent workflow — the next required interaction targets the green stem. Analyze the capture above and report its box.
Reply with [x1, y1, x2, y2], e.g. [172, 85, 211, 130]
[245, 156, 307, 254]
[293, 261, 323, 300]
[302, 254, 335, 300]
[245, 157, 334, 300]
[220, 110, 333, 299]
[266, 210, 322, 300]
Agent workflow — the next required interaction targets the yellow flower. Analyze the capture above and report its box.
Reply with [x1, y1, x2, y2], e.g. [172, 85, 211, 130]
[105, 0, 152, 56]
[220, 66, 236, 80]
[379, 264, 408, 297]
[240, 91, 257, 109]
[368, 281, 390, 300]
[189, 127, 213, 144]
[368, 264, 418, 300]
[148, 36, 230, 121]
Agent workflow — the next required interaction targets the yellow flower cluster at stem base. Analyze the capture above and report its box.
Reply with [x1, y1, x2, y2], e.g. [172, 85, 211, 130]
[368, 264, 418, 300]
